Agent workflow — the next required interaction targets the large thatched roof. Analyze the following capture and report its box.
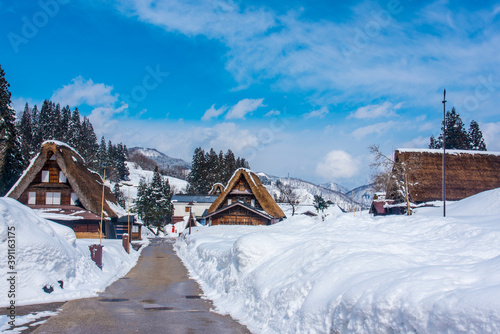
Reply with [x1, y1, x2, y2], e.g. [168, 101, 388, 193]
[7, 140, 119, 218]
[394, 148, 500, 202]
[207, 168, 285, 219]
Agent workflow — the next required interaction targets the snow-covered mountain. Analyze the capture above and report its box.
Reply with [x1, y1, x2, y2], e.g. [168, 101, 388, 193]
[257, 173, 365, 211]
[321, 182, 349, 194]
[346, 184, 375, 209]
[128, 147, 191, 169]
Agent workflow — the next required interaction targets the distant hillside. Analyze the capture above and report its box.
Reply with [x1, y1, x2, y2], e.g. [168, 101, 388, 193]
[346, 184, 375, 209]
[128, 147, 191, 170]
[257, 173, 365, 211]
[321, 182, 349, 194]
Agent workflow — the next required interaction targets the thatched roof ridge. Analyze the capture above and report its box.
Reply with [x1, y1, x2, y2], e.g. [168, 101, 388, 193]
[208, 182, 225, 195]
[7, 141, 119, 218]
[207, 168, 285, 219]
[394, 149, 500, 202]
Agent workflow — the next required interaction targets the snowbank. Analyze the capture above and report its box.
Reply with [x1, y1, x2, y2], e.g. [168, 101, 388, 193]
[0, 198, 144, 307]
[175, 190, 500, 334]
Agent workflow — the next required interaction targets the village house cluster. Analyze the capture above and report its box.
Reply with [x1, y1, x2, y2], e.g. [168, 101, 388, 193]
[6, 141, 500, 239]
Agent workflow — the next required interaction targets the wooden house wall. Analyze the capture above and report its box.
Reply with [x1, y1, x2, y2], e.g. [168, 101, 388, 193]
[225, 178, 264, 211]
[210, 205, 269, 226]
[18, 159, 77, 206]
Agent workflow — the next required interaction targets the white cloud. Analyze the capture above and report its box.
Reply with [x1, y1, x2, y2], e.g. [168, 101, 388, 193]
[401, 136, 430, 148]
[225, 98, 265, 119]
[350, 102, 402, 119]
[352, 121, 397, 139]
[48, 76, 128, 137]
[265, 110, 280, 117]
[316, 150, 359, 179]
[303, 106, 329, 119]
[481, 122, 500, 151]
[116, 0, 500, 117]
[10, 97, 41, 116]
[51, 76, 117, 107]
[202, 104, 228, 121]
[89, 103, 128, 134]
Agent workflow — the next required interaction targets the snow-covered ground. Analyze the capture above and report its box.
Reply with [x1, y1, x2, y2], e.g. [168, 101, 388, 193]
[0, 198, 146, 317]
[175, 188, 500, 334]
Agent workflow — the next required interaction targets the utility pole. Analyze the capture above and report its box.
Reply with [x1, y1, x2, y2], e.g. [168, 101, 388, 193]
[442, 89, 447, 217]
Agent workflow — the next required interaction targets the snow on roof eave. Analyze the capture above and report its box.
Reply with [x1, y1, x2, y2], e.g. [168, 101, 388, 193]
[5, 152, 41, 197]
[397, 148, 500, 156]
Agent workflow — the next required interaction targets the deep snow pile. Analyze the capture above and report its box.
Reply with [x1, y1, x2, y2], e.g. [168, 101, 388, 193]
[0, 198, 144, 307]
[175, 189, 500, 334]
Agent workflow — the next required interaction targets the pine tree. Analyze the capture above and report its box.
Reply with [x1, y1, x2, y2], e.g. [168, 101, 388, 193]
[444, 108, 469, 149]
[68, 107, 82, 148]
[18, 103, 33, 164]
[0, 64, 24, 195]
[39, 100, 54, 141]
[96, 136, 107, 174]
[113, 183, 126, 208]
[60, 105, 71, 143]
[188, 147, 207, 194]
[115, 143, 130, 181]
[31, 105, 42, 149]
[468, 120, 487, 151]
[206, 148, 219, 191]
[80, 116, 99, 169]
[106, 140, 119, 181]
[313, 195, 330, 221]
[224, 149, 236, 183]
[133, 168, 173, 235]
[53, 103, 62, 140]
[217, 150, 225, 183]
[429, 107, 471, 150]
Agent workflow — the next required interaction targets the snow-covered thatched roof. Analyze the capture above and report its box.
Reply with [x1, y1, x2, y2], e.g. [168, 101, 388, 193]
[207, 168, 285, 219]
[7, 141, 119, 218]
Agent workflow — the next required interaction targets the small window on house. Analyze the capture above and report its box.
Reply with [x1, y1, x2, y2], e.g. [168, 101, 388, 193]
[59, 171, 67, 183]
[251, 199, 255, 207]
[49, 153, 56, 161]
[132, 225, 139, 233]
[70, 193, 78, 205]
[228, 198, 232, 205]
[28, 192, 36, 205]
[46, 192, 61, 205]
[41, 171, 50, 183]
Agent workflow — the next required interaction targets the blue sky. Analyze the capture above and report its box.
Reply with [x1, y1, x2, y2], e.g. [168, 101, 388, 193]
[1, 0, 500, 188]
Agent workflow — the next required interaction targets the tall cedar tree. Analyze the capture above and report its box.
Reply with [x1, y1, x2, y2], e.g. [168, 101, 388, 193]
[113, 183, 126, 208]
[18, 103, 33, 162]
[468, 120, 487, 151]
[8, 87, 129, 181]
[134, 167, 173, 235]
[31, 105, 41, 148]
[0, 65, 24, 195]
[188, 147, 250, 194]
[429, 107, 486, 150]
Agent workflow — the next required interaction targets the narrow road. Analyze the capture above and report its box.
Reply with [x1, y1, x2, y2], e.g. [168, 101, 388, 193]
[33, 238, 250, 334]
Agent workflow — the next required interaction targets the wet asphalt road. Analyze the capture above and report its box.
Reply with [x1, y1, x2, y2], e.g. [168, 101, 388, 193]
[32, 238, 250, 334]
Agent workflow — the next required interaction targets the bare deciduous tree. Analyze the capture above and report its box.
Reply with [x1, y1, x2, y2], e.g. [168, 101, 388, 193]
[274, 180, 302, 216]
[369, 145, 418, 215]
